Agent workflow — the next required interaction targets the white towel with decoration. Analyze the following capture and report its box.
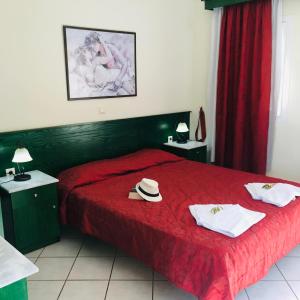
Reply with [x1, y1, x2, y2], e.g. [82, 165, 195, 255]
[189, 204, 266, 238]
[245, 183, 300, 207]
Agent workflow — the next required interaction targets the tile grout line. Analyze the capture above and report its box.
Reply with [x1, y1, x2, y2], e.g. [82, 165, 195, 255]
[27, 246, 45, 274]
[275, 263, 299, 300]
[37, 247, 46, 259]
[28, 278, 154, 282]
[31, 255, 116, 259]
[35, 246, 45, 260]
[104, 249, 117, 300]
[286, 281, 300, 300]
[56, 237, 86, 300]
[244, 288, 250, 300]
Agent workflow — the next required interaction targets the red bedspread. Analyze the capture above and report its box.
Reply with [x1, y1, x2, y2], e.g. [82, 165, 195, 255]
[58, 150, 300, 300]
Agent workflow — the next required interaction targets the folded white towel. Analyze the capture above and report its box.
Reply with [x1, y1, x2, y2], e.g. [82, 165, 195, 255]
[245, 183, 300, 207]
[189, 204, 266, 238]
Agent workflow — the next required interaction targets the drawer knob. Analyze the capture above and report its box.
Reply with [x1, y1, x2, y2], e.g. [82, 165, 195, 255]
[34, 193, 38, 198]
[53, 205, 56, 209]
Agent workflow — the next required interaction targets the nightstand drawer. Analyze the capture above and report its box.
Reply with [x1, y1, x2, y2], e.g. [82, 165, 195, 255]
[187, 146, 207, 163]
[11, 185, 57, 209]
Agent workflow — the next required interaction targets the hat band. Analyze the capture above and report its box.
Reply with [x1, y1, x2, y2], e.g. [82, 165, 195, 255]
[138, 186, 159, 198]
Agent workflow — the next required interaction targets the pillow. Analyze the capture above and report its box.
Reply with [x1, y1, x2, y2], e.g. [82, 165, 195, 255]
[58, 148, 182, 190]
[58, 148, 183, 223]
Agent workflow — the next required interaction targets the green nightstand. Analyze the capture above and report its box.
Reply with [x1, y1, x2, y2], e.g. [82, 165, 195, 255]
[163, 140, 207, 163]
[0, 170, 60, 254]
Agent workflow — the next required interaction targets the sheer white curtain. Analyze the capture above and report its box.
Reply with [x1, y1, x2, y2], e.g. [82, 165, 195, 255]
[267, 0, 289, 170]
[206, 8, 222, 163]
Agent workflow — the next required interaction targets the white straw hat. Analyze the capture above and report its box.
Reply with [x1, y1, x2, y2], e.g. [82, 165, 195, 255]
[136, 178, 162, 202]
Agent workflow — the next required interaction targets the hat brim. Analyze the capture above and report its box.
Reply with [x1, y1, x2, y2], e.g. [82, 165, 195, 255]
[136, 183, 162, 202]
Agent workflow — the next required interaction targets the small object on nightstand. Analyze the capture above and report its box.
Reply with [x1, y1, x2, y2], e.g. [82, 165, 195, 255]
[163, 140, 207, 163]
[12, 148, 32, 182]
[0, 170, 60, 254]
[176, 122, 189, 144]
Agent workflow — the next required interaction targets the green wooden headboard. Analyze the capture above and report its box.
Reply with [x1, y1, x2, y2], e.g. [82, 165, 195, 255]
[0, 112, 190, 177]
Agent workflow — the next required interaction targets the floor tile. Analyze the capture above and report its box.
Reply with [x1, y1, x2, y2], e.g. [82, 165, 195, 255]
[79, 237, 116, 257]
[28, 257, 37, 264]
[59, 281, 108, 300]
[261, 265, 284, 281]
[68, 257, 114, 280]
[40, 238, 83, 257]
[25, 248, 44, 258]
[154, 272, 167, 281]
[246, 281, 297, 300]
[286, 245, 300, 257]
[153, 281, 197, 300]
[235, 290, 248, 300]
[28, 280, 64, 300]
[111, 256, 153, 280]
[106, 281, 152, 300]
[288, 281, 300, 298]
[29, 258, 75, 280]
[277, 257, 300, 280]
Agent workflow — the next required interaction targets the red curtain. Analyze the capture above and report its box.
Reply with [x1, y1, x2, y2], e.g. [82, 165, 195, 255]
[215, 0, 272, 174]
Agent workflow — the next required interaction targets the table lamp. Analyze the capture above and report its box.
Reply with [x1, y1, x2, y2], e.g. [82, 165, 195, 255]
[12, 147, 33, 181]
[176, 122, 189, 144]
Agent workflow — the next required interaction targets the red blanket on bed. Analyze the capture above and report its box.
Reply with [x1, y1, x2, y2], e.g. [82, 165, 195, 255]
[58, 149, 300, 300]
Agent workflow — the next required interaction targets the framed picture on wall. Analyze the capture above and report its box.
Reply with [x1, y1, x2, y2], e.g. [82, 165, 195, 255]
[63, 25, 137, 100]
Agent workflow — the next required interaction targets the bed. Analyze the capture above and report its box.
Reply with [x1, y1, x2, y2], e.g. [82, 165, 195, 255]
[58, 149, 300, 300]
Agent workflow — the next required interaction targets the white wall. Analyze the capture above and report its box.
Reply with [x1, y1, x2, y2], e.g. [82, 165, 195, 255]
[268, 0, 300, 182]
[0, 0, 211, 133]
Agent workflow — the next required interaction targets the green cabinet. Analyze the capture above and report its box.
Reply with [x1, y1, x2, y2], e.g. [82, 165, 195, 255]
[0, 279, 28, 300]
[0, 171, 60, 254]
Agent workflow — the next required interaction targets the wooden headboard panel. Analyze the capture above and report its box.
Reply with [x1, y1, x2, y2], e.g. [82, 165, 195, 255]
[0, 112, 190, 176]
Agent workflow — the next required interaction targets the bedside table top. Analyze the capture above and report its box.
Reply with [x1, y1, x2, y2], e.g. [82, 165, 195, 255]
[0, 170, 58, 194]
[164, 140, 206, 150]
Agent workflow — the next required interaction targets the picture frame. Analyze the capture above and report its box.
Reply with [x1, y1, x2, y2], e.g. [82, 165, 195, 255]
[63, 25, 137, 100]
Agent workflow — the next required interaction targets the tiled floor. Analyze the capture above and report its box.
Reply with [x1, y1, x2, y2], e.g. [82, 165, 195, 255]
[26, 227, 300, 300]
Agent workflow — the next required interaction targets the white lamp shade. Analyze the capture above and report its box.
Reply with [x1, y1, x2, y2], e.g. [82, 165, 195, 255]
[176, 122, 189, 133]
[12, 148, 33, 163]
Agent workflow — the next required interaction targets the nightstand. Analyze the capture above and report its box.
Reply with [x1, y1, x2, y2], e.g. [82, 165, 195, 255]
[0, 170, 60, 254]
[163, 140, 207, 163]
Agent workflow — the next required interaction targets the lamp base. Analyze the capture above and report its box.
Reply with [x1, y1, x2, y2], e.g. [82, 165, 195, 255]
[176, 132, 189, 144]
[14, 173, 31, 182]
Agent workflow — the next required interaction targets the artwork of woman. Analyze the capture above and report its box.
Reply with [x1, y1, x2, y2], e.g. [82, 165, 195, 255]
[64, 27, 136, 100]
